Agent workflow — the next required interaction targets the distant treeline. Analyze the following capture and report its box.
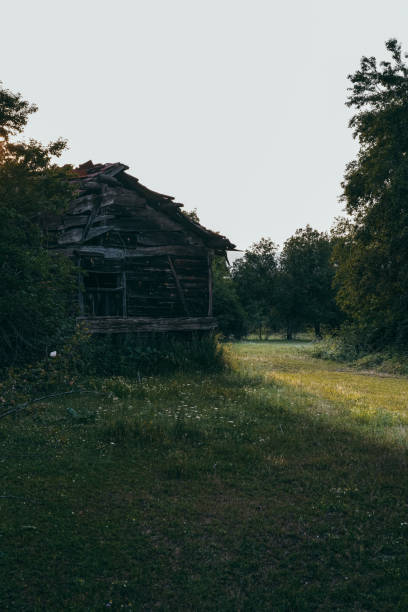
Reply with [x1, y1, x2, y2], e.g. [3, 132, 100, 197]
[212, 228, 341, 341]
[2, 38, 408, 370]
[215, 38, 408, 357]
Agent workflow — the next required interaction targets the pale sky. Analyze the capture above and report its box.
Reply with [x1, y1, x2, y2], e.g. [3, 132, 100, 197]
[2, 0, 408, 253]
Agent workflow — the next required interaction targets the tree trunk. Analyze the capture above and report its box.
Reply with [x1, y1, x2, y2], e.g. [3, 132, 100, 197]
[314, 321, 322, 339]
[286, 326, 292, 340]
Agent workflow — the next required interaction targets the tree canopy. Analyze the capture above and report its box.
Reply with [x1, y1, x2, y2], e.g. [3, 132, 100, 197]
[0, 82, 37, 139]
[232, 238, 278, 338]
[0, 83, 75, 369]
[334, 39, 408, 348]
[279, 226, 340, 339]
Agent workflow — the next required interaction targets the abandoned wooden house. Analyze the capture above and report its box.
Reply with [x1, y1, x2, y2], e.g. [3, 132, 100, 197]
[47, 161, 236, 333]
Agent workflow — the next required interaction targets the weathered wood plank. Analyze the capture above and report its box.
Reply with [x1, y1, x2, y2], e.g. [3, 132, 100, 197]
[90, 229, 197, 247]
[176, 275, 207, 282]
[173, 257, 208, 268]
[77, 246, 125, 259]
[208, 253, 213, 316]
[83, 287, 124, 293]
[126, 307, 183, 318]
[112, 192, 146, 208]
[81, 181, 102, 194]
[77, 256, 85, 316]
[57, 215, 89, 230]
[58, 227, 84, 244]
[122, 271, 127, 317]
[99, 195, 116, 208]
[126, 292, 178, 301]
[77, 316, 217, 333]
[82, 206, 102, 242]
[81, 261, 123, 273]
[136, 232, 189, 246]
[167, 256, 190, 316]
[70, 195, 97, 214]
[85, 226, 112, 241]
[75, 245, 209, 258]
[109, 206, 183, 231]
[93, 214, 116, 225]
[98, 174, 120, 187]
[126, 265, 173, 273]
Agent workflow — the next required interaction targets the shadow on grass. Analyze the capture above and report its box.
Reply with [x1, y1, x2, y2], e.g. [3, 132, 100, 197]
[239, 338, 314, 344]
[1, 370, 408, 610]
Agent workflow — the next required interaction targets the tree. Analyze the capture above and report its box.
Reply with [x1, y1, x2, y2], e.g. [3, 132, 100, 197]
[278, 226, 340, 339]
[0, 83, 37, 139]
[232, 238, 278, 339]
[0, 82, 75, 369]
[181, 208, 200, 223]
[212, 256, 248, 339]
[333, 39, 408, 349]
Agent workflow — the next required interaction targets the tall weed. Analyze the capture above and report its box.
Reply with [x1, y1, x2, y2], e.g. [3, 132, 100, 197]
[77, 332, 227, 376]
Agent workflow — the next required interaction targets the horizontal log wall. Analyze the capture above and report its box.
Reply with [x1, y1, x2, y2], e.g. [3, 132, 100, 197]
[79, 253, 210, 318]
[77, 316, 217, 333]
[98, 230, 202, 248]
[49, 177, 217, 322]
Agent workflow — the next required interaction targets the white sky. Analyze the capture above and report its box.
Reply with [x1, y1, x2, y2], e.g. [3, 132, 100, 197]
[2, 0, 408, 253]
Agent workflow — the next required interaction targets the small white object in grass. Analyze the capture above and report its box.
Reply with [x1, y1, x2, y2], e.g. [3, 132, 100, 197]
[49, 351, 57, 358]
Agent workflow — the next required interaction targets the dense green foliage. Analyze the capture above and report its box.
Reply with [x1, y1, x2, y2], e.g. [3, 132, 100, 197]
[77, 332, 228, 377]
[279, 226, 341, 339]
[0, 332, 228, 415]
[229, 232, 339, 340]
[0, 83, 75, 369]
[232, 238, 279, 338]
[216, 39, 408, 353]
[0, 83, 37, 139]
[212, 256, 247, 339]
[333, 39, 408, 350]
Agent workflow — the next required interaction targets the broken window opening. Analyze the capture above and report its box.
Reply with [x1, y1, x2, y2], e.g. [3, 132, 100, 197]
[83, 272, 125, 317]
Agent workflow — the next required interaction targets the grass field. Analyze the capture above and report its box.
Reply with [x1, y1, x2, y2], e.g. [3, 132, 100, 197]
[1, 341, 408, 610]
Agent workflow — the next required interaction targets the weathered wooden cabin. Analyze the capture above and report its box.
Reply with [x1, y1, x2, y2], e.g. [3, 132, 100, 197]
[48, 161, 235, 333]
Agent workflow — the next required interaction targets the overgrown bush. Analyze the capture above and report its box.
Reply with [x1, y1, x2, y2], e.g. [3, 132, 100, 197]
[76, 332, 228, 376]
[311, 324, 364, 362]
[0, 331, 228, 412]
[0, 82, 76, 370]
[311, 324, 408, 374]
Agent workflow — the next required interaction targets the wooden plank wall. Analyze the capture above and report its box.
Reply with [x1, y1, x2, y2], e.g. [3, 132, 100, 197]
[80, 254, 209, 318]
[77, 316, 217, 333]
[48, 173, 221, 323]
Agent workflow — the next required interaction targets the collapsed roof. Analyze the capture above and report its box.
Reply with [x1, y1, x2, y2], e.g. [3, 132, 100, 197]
[49, 161, 236, 253]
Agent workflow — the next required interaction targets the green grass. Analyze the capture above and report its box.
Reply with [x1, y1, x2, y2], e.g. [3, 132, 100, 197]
[2, 342, 408, 610]
[236, 341, 408, 445]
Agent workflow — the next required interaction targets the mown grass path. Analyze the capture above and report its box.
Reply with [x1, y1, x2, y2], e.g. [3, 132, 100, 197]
[1, 342, 408, 610]
[235, 341, 408, 446]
